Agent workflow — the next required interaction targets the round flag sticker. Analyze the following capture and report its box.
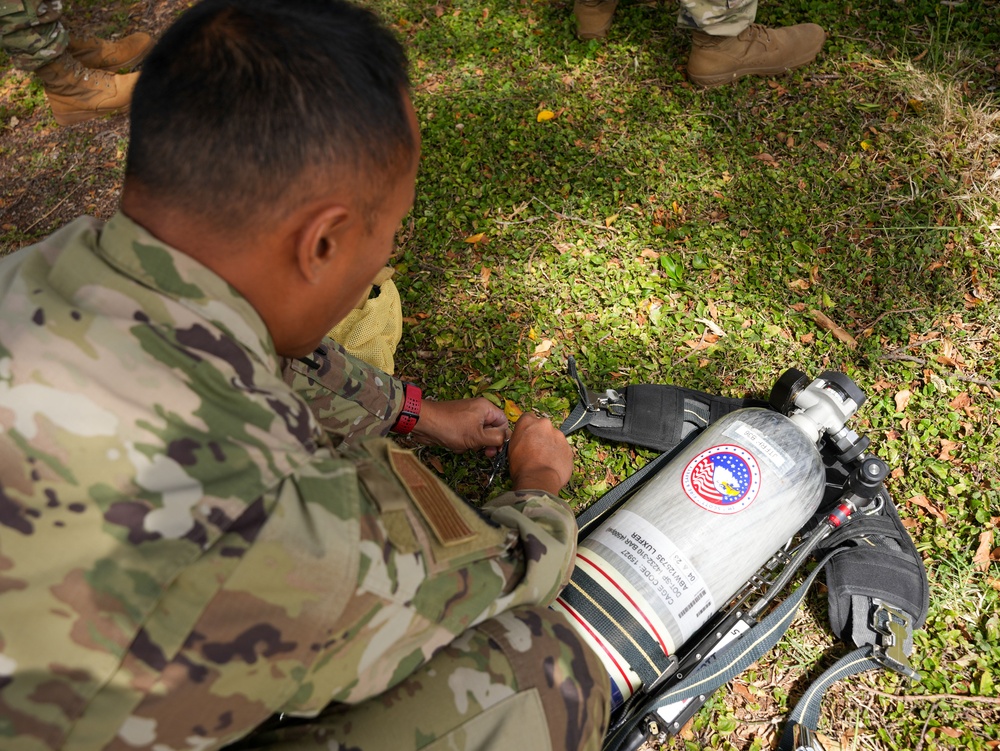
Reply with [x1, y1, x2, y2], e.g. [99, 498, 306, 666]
[682, 444, 761, 514]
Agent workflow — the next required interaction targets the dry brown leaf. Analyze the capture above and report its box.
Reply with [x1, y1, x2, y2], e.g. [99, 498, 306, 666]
[754, 152, 777, 164]
[788, 278, 811, 291]
[800, 332, 815, 344]
[532, 338, 554, 357]
[900, 518, 919, 529]
[894, 389, 912, 412]
[939, 728, 962, 739]
[891, 467, 905, 479]
[938, 438, 958, 462]
[790, 302, 807, 312]
[732, 682, 754, 700]
[815, 732, 842, 751]
[480, 267, 492, 286]
[695, 317, 726, 337]
[640, 248, 660, 261]
[949, 392, 972, 410]
[907, 493, 948, 523]
[988, 578, 1000, 592]
[427, 455, 445, 473]
[814, 140, 831, 152]
[974, 530, 994, 572]
[682, 339, 712, 350]
[810, 310, 857, 348]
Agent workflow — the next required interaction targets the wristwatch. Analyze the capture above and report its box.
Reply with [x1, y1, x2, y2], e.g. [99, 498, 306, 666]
[391, 383, 422, 434]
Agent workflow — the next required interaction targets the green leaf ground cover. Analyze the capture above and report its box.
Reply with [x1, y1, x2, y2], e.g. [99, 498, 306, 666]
[378, 0, 1000, 747]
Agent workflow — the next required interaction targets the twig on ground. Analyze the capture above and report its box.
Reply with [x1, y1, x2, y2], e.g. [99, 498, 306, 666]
[859, 307, 926, 333]
[496, 216, 542, 227]
[531, 197, 621, 234]
[23, 178, 89, 233]
[914, 700, 942, 751]
[878, 353, 1000, 386]
[859, 686, 1000, 705]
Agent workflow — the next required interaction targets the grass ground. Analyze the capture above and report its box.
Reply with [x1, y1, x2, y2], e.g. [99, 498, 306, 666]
[1, 1, 998, 749]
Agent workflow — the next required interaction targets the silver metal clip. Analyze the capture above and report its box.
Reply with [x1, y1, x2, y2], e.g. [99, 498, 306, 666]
[567, 356, 626, 415]
[870, 599, 920, 682]
[789, 722, 829, 751]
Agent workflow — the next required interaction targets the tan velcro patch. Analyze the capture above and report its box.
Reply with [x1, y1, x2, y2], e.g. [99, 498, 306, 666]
[388, 449, 476, 546]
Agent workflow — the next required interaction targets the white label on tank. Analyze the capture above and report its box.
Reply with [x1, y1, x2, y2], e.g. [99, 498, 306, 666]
[728, 421, 791, 470]
[588, 510, 714, 642]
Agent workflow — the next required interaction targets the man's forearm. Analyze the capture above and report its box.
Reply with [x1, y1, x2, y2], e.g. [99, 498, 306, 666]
[282, 338, 405, 446]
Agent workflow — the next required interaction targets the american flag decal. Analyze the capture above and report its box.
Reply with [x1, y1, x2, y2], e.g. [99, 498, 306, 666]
[682, 444, 762, 515]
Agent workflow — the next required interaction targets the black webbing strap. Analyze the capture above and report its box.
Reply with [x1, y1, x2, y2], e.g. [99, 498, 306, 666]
[777, 647, 883, 751]
[561, 356, 766, 454]
[586, 384, 765, 453]
[561, 568, 675, 686]
[603, 550, 844, 751]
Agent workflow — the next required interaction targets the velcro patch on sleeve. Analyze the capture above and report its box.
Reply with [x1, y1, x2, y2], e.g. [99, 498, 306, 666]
[388, 449, 476, 546]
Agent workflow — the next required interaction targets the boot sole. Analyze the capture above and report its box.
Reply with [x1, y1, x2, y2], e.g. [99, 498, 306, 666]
[688, 53, 819, 88]
[52, 103, 131, 127]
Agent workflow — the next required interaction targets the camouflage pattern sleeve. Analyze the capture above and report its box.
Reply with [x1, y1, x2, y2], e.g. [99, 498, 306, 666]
[0, 212, 581, 751]
[281, 339, 404, 448]
[0, 0, 68, 72]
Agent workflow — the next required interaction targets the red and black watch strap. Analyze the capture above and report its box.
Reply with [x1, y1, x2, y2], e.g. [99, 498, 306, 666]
[392, 383, 422, 434]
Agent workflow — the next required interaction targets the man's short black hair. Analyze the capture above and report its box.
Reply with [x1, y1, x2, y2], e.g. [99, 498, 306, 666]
[126, 0, 414, 228]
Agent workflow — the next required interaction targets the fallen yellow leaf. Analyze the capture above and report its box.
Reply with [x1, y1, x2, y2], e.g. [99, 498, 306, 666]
[536, 109, 555, 122]
[861, 140, 872, 151]
[464, 232, 486, 244]
[504, 399, 523, 422]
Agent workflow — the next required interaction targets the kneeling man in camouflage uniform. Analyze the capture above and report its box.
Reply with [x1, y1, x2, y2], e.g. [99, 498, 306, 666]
[0, 1, 610, 749]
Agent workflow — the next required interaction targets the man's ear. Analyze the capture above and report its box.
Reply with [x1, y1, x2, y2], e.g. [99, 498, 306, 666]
[295, 204, 351, 283]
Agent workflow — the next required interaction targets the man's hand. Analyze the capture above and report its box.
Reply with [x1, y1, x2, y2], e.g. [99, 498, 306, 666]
[410, 398, 509, 455]
[507, 414, 573, 496]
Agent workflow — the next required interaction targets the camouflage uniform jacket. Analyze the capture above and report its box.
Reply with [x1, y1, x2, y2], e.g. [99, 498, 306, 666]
[0, 213, 580, 751]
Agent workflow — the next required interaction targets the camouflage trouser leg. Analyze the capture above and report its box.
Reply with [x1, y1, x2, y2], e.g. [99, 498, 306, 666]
[0, 0, 67, 72]
[231, 606, 611, 751]
[676, 0, 757, 36]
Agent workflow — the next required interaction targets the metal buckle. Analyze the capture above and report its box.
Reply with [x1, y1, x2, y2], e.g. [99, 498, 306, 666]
[870, 599, 920, 682]
[789, 722, 828, 751]
[567, 356, 626, 415]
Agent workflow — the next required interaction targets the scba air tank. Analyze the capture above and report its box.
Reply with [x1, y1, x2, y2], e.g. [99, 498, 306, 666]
[553, 406, 827, 708]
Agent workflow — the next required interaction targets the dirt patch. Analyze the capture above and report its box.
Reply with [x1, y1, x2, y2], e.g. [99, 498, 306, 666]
[0, 1, 188, 256]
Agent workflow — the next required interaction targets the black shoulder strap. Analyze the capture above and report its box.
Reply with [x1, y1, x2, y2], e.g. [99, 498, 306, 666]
[562, 356, 765, 453]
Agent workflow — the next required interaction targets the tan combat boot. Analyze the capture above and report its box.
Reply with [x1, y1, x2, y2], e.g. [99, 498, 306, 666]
[687, 23, 826, 88]
[574, 0, 619, 40]
[68, 31, 153, 72]
[35, 53, 140, 126]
